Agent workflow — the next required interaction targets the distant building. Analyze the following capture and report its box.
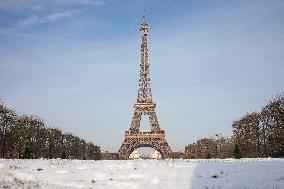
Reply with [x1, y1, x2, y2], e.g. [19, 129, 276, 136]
[101, 151, 119, 160]
[150, 150, 162, 159]
[129, 150, 140, 159]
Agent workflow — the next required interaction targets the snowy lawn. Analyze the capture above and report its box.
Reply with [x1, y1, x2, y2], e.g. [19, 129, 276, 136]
[0, 158, 283, 189]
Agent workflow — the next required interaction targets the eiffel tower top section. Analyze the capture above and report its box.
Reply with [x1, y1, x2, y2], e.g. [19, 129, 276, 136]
[136, 16, 153, 104]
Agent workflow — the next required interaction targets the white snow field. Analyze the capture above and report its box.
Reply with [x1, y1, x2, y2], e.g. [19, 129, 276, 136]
[0, 158, 283, 189]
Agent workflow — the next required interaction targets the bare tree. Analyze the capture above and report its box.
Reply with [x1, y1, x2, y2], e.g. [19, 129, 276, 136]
[47, 127, 65, 158]
[185, 135, 234, 159]
[0, 102, 17, 158]
[185, 138, 216, 159]
[232, 112, 261, 158]
[215, 135, 234, 158]
[260, 94, 284, 157]
[86, 142, 101, 160]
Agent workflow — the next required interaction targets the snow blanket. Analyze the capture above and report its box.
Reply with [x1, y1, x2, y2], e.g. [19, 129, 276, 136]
[0, 158, 283, 189]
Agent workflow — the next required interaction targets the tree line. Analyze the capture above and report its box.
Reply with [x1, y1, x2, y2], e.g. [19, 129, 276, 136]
[0, 101, 100, 160]
[184, 135, 234, 159]
[185, 93, 284, 159]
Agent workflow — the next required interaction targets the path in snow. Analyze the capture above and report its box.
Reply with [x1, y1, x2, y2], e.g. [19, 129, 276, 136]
[0, 158, 283, 189]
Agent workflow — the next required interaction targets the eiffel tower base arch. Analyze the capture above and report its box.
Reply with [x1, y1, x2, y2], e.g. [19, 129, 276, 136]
[118, 131, 172, 159]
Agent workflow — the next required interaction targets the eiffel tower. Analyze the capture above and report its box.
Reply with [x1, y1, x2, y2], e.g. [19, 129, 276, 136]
[118, 17, 172, 159]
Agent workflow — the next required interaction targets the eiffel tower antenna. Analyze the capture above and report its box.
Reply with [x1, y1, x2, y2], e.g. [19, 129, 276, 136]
[118, 16, 172, 159]
[142, 9, 146, 22]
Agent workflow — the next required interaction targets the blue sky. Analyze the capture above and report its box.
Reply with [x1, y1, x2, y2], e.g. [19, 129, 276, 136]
[0, 0, 284, 152]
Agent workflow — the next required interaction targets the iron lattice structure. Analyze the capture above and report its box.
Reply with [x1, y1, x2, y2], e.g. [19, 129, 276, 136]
[118, 17, 172, 159]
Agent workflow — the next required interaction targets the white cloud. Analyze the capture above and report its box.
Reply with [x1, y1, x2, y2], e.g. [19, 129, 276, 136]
[54, 0, 105, 6]
[17, 15, 42, 28]
[0, 0, 104, 10]
[16, 10, 78, 29]
[79, 0, 105, 6]
[45, 11, 75, 22]
[0, 0, 103, 32]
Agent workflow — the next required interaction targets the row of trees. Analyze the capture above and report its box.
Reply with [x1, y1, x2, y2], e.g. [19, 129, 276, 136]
[232, 94, 284, 158]
[184, 135, 234, 159]
[0, 101, 100, 160]
[185, 93, 284, 158]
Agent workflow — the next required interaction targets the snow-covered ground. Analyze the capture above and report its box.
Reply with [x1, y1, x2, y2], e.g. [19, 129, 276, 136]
[0, 158, 283, 189]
